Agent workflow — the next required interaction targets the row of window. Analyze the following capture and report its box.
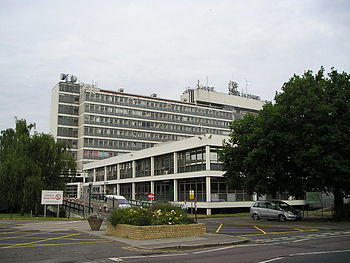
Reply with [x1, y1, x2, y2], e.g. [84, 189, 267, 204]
[85, 91, 233, 119]
[58, 116, 78, 126]
[85, 147, 223, 181]
[95, 178, 253, 202]
[59, 83, 80, 94]
[58, 104, 79, 115]
[85, 103, 231, 128]
[84, 124, 225, 139]
[59, 93, 79, 104]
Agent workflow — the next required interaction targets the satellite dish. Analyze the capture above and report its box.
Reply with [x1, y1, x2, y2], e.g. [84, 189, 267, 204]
[60, 73, 67, 80]
[71, 75, 78, 83]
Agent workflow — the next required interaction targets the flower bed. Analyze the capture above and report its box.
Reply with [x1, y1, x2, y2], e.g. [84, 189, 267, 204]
[107, 202, 206, 239]
[107, 223, 206, 240]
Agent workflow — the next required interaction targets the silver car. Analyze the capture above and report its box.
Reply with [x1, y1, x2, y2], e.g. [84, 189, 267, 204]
[250, 200, 302, 222]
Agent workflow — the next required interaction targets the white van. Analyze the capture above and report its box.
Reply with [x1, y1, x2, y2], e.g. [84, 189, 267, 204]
[104, 195, 131, 209]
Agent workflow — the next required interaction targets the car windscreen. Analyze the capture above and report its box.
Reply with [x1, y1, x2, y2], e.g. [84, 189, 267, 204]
[275, 202, 298, 213]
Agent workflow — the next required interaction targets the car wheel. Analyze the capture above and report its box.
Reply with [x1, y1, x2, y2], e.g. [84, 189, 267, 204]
[252, 213, 260, 220]
[278, 214, 286, 222]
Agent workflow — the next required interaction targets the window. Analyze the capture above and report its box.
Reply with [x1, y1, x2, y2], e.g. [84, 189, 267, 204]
[154, 154, 174, 175]
[135, 158, 151, 177]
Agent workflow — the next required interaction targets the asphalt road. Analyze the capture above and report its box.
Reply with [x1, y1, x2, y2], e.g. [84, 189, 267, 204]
[1, 217, 350, 263]
[112, 233, 350, 262]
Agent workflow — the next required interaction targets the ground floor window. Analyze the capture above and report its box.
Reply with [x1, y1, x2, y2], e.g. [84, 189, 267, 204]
[135, 182, 151, 200]
[154, 181, 173, 201]
[120, 183, 132, 200]
[178, 178, 206, 202]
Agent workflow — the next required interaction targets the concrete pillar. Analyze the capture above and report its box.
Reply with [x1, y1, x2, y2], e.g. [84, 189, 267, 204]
[104, 166, 107, 181]
[132, 182, 136, 200]
[93, 168, 96, 182]
[205, 145, 210, 171]
[173, 179, 178, 202]
[173, 152, 178, 174]
[117, 164, 120, 180]
[132, 161, 136, 178]
[116, 184, 120, 195]
[151, 157, 154, 176]
[206, 176, 211, 202]
[206, 208, 212, 215]
[151, 181, 154, 194]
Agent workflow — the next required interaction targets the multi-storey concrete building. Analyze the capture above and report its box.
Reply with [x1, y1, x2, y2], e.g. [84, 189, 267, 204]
[81, 134, 305, 215]
[50, 75, 265, 187]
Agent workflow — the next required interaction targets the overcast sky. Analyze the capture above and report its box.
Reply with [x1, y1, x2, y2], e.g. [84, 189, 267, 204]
[0, 0, 349, 133]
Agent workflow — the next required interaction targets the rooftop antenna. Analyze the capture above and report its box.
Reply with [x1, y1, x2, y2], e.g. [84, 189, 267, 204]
[206, 75, 209, 87]
[197, 80, 200, 88]
[245, 78, 249, 95]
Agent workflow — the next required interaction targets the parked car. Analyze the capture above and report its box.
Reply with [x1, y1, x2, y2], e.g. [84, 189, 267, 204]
[250, 200, 302, 222]
[104, 195, 131, 210]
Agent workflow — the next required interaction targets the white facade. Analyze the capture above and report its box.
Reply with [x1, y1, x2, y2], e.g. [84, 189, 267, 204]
[74, 135, 305, 215]
[50, 79, 267, 176]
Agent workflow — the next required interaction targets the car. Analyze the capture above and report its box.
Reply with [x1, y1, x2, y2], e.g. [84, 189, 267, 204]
[250, 200, 302, 222]
[104, 195, 131, 209]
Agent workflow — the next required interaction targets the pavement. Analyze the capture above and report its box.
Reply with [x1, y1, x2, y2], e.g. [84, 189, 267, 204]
[12, 220, 248, 250]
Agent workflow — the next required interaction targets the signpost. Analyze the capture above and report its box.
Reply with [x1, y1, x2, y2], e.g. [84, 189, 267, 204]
[189, 190, 195, 214]
[41, 190, 63, 218]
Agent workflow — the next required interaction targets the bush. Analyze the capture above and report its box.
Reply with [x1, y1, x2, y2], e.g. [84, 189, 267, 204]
[109, 202, 194, 226]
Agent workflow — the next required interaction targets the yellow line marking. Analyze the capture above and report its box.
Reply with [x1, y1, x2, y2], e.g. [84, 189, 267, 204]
[1, 233, 81, 249]
[0, 240, 113, 249]
[253, 225, 267, 234]
[0, 229, 80, 241]
[216, 224, 223, 233]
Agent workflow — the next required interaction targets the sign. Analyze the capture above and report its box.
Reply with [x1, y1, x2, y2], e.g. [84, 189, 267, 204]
[306, 192, 322, 204]
[41, 190, 63, 205]
[148, 193, 155, 200]
[189, 190, 195, 200]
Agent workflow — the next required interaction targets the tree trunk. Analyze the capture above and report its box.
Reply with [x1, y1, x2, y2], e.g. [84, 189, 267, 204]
[333, 187, 344, 219]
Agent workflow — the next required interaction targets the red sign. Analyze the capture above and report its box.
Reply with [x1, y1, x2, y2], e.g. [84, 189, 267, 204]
[148, 193, 155, 200]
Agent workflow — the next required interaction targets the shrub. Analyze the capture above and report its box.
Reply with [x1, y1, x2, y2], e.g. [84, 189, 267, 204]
[109, 202, 194, 226]
[109, 207, 150, 226]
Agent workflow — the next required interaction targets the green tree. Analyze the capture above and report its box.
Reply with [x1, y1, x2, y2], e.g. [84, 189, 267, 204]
[0, 118, 76, 216]
[220, 68, 350, 218]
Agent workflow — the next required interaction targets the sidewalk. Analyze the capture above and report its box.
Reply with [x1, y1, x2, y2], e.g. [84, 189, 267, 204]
[13, 220, 248, 250]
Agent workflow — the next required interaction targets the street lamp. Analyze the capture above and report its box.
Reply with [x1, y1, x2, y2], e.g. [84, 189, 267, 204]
[88, 183, 92, 213]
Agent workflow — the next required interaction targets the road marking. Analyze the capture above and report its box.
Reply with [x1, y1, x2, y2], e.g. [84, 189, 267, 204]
[257, 257, 283, 263]
[112, 253, 189, 261]
[1, 233, 81, 249]
[290, 249, 350, 256]
[253, 225, 267, 234]
[292, 238, 309, 243]
[216, 224, 223, 233]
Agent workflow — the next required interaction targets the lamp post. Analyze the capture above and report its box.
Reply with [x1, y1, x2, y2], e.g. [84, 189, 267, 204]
[88, 183, 92, 213]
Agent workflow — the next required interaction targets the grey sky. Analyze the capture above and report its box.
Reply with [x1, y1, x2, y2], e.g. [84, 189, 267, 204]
[0, 0, 349, 133]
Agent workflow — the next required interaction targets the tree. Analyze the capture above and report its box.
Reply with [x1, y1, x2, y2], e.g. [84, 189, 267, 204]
[0, 118, 76, 216]
[220, 68, 350, 217]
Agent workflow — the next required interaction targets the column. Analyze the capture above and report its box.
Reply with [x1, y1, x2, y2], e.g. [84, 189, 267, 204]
[206, 208, 212, 215]
[132, 182, 136, 200]
[117, 164, 120, 180]
[173, 179, 178, 202]
[206, 176, 211, 202]
[205, 145, 210, 171]
[116, 184, 120, 195]
[173, 152, 178, 174]
[151, 181, 154, 194]
[93, 168, 96, 182]
[132, 161, 136, 178]
[151, 157, 154, 176]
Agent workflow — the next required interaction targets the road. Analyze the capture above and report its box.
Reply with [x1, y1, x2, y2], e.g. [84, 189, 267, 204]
[1, 218, 350, 263]
[112, 233, 350, 262]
